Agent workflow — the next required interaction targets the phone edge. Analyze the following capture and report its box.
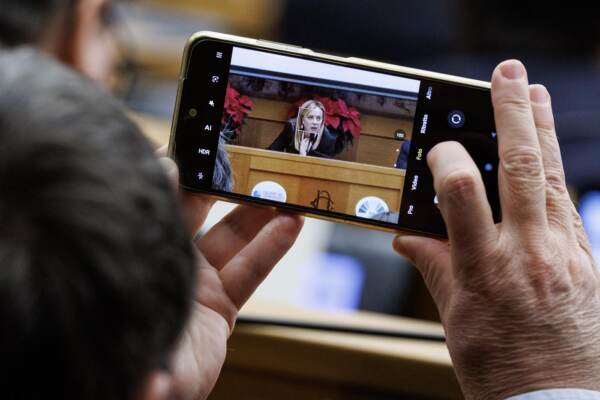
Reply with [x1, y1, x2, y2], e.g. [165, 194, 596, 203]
[168, 30, 488, 238]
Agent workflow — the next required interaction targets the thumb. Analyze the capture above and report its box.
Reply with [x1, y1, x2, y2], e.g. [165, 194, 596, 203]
[155, 144, 168, 158]
[393, 234, 454, 316]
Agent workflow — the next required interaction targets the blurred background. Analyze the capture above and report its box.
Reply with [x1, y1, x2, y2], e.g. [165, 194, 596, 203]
[111, 0, 600, 322]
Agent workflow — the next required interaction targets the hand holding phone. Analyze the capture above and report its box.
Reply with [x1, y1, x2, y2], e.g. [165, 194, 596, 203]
[169, 32, 500, 237]
[394, 60, 600, 400]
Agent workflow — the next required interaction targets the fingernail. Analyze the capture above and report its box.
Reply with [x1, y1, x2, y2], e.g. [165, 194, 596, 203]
[500, 60, 525, 80]
[394, 236, 416, 264]
[393, 236, 407, 254]
[530, 85, 549, 104]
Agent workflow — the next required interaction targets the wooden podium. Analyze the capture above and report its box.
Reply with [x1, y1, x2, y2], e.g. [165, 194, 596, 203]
[209, 300, 461, 400]
[227, 145, 405, 216]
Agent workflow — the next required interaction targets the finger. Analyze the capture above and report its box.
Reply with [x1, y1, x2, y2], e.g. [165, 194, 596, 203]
[158, 157, 178, 191]
[155, 144, 168, 158]
[427, 141, 497, 252]
[491, 60, 547, 231]
[155, 144, 212, 231]
[394, 234, 453, 318]
[529, 84, 575, 233]
[180, 193, 215, 236]
[197, 205, 282, 270]
[220, 213, 304, 308]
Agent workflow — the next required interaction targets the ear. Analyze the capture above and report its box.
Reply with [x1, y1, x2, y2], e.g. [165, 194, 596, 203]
[134, 371, 174, 400]
[54, 0, 91, 71]
[57, 0, 116, 86]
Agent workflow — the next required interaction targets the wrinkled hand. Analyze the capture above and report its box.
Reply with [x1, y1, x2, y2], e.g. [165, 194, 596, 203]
[156, 146, 303, 400]
[393, 61, 600, 399]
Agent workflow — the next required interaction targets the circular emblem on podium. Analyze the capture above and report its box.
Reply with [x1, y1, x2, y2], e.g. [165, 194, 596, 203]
[355, 196, 389, 219]
[251, 181, 287, 202]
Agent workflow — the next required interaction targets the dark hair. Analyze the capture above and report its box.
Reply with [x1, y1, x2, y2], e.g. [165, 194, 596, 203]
[0, 0, 78, 46]
[0, 48, 196, 399]
[212, 135, 233, 192]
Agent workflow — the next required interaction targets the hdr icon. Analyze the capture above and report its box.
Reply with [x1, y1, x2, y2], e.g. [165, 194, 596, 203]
[198, 148, 211, 156]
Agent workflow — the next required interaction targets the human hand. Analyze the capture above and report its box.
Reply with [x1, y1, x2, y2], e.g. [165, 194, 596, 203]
[171, 206, 303, 400]
[299, 136, 311, 156]
[155, 146, 303, 400]
[393, 60, 599, 399]
[156, 145, 214, 234]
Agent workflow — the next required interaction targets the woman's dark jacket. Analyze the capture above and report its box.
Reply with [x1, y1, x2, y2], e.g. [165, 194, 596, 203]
[267, 119, 339, 158]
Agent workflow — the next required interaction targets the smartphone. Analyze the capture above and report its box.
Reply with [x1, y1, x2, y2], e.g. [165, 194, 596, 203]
[169, 31, 500, 237]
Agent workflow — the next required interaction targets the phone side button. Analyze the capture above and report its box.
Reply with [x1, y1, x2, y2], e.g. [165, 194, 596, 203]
[257, 39, 303, 50]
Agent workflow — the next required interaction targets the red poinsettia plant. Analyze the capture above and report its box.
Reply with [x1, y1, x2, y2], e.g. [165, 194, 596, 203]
[221, 84, 253, 141]
[288, 95, 361, 145]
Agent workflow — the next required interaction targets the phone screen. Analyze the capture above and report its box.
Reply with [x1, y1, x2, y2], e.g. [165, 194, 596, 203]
[172, 39, 500, 236]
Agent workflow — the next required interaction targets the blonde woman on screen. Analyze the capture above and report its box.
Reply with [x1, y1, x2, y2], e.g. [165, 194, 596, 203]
[268, 100, 338, 157]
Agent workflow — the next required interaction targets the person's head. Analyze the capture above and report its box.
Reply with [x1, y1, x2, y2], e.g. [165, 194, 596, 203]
[0, 48, 195, 400]
[298, 100, 325, 134]
[0, 0, 118, 86]
[295, 99, 325, 151]
[212, 135, 233, 192]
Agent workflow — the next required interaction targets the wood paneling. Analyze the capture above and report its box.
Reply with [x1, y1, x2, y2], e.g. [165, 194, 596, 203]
[228, 149, 251, 192]
[208, 300, 461, 400]
[240, 97, 414, 167]
[210, 366, 441, 400]
[249, 98, 290, 122]
[238, 119, 281, 149]
[249, 98, 414, 139]
[227, 145, 404, 216]
[357, 134, 404, 169]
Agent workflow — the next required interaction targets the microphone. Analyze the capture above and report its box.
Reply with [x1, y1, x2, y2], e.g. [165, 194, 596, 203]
[308, 132, 317, 152]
